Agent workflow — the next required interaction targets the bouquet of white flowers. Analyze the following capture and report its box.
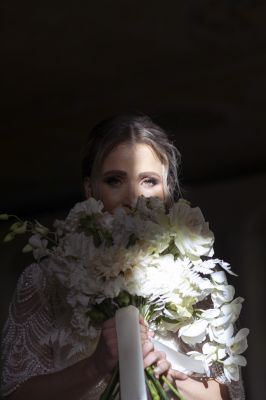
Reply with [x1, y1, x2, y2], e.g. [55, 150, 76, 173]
[1, 196, 249, 399]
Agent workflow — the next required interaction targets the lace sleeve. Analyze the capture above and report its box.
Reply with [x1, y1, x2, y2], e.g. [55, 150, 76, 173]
[210, 362, 245, 400]
[0, 264, 54, 397]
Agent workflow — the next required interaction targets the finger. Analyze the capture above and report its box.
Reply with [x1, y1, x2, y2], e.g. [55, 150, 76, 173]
[139, 315, 149, 327]
[153, 359, 172, 378]
[139, 318, 154, 340]
[143, 350, 166, 368]
[139, 323, 154, 340]
[142, 340, 154, 358]
[169, 368, 189, 381]
[140, 324, 148, 336]
[148, 329, 154, 337]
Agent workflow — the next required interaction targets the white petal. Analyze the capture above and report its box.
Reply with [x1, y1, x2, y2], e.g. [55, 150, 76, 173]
[211, 271, 227, 284]
[179, 319, 208, 337]
[234, 328, 250, 342]
[201, 309, 220, 320]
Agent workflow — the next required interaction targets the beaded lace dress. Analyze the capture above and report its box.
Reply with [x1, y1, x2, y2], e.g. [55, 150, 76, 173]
[1, 264, 245, 399]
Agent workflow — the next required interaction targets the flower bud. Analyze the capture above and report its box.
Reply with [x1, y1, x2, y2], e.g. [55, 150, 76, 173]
[34, 224, 49, 236]
[13, 221, 28, 234]
[87, 308, 106, 323]
[22, 244, 33, 253]
[10, 222, 21, 231]
[115, 291, 131, 307]
[3, 232, 15, 242]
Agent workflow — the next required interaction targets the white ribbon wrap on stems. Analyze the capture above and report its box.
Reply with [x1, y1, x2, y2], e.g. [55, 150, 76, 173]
[115, 305, 148, 400]
[150, 337, 205, 374]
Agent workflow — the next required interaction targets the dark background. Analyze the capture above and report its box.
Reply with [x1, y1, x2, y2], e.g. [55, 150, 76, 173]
[1, 1, 266, 399]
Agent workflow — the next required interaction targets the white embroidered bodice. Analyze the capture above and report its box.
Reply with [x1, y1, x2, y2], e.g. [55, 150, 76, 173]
[1, 264, 245, 399]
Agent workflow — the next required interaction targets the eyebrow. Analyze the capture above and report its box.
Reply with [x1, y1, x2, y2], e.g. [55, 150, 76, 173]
[139, 172, 162, 179]
[102, 170, 127, 177]
[102, 170, 162, 179]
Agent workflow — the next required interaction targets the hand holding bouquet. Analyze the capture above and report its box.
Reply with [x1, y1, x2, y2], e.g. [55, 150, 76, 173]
[1, 196, 249, 398]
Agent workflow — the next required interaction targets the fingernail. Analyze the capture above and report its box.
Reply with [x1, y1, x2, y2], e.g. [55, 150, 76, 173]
[153, 367, 161, 376]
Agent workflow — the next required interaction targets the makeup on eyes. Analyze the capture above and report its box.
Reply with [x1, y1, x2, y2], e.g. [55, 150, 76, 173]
[102, 170, 162, 188]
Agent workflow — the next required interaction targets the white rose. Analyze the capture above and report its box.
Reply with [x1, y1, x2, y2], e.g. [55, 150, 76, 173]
[70, 198, 104, 216]
[169, 199, 214, 259]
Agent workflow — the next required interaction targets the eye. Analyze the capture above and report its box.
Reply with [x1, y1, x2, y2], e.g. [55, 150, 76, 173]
[104, 176, 123, 187]
[142, 177, 159, 187]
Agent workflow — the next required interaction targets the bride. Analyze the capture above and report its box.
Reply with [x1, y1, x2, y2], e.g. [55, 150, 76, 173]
[1, 113, 244, 399]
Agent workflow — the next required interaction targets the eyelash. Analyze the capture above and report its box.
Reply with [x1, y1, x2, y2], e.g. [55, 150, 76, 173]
[142, 177, 158, 187]
[104, 176, 159, 188]
[104, 176, 122, 187]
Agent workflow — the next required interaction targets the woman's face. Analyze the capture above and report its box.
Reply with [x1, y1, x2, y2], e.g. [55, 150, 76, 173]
[85, 142, 165, 212]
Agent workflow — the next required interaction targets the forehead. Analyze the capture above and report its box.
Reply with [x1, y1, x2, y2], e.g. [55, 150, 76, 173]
[101, 142, 163, 174]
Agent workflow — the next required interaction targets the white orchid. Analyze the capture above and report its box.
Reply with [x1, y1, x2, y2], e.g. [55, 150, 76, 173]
[221, 297, 244, 324]
[226, 328, 249, 355]
[208, 323, 235, 345]
[223, 355, 247, 381]
[202, 342, 227, 362]
[211, 283, 235, 308]
[178, 319, 208, 345]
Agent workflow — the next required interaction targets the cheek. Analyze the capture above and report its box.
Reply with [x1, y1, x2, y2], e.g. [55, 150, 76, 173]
[143, 185, 165, 200]
[99, 186, 121, 211]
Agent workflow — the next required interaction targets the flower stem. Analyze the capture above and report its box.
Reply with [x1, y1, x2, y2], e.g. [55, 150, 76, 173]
[100, 366, 119, 400]
[145, 367, 169, 400]
[161, 375, 186, 400]
[109, 382, 120, 399]
[145, 375, 160, 400]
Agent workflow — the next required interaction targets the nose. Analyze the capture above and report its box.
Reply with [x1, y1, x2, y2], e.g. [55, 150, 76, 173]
[123, 183, 141, 209]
